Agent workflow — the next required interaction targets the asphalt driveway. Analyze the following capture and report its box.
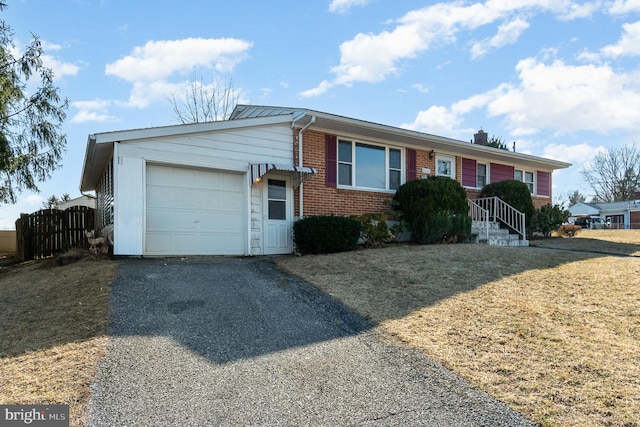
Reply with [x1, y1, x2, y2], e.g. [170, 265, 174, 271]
[88, 257, 534, 426]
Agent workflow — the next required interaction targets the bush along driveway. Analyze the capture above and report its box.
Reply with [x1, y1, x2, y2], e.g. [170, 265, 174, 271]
[89, 256, 534, 426]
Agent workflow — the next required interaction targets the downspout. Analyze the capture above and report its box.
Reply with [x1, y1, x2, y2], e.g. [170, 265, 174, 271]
[293, 115, 316, 218]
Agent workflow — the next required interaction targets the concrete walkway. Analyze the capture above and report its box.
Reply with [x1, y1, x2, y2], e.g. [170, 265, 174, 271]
[88, 257, 534, 426]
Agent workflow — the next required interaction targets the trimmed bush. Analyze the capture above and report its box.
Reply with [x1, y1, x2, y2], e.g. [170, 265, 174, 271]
[392, 176, 471, 244]
[531, 204, 571, 237]
[558, 224, 581, 237]
[480, 180, 535, 227]
[354, 213, 393, 248]
[293, 215, 361, 255]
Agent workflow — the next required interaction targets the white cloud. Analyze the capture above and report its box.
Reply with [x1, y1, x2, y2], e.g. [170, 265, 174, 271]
[608, 0, 640, 14]
[12, 39, 81, 81]
[470, 18, 530, 59]
[22, 194, 43, 206]
[126, 81, 182, 109]
[73, 37, 253, 122]
[105, 37, 252, 82]
[601, 21, 640, 57]
[328, 0, 370, 13]
[400, 105, 463, 135]
[579, 20, 640, 60]
[404, 56, 640, 137]
[70, 99, 117, 123]
[42, 55, 81, 78]
[542, 142, 606, 167]
[412, 83, 430, 94]
[303, 1, 598, 96]
[558, 1, 601, 20]
[300, 80, 335, 98]
[487, 58, 640, 135]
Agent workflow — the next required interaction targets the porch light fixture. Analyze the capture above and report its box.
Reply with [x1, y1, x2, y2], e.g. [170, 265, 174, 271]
[429, 150, 435, 160]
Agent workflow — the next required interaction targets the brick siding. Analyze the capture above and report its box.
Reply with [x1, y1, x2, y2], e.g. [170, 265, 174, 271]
[297, 130, 393, 216]
[296, 129, 554, 217]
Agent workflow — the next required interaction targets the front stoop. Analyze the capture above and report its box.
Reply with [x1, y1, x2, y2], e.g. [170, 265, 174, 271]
[472, 221, 529, 247]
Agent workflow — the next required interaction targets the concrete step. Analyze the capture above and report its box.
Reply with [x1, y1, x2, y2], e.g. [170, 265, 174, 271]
[473, 221, 528, 246]
[478, 238, 529, 247]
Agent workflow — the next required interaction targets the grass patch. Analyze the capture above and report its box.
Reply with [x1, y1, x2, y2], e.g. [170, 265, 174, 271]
[276, 232, 640, 426]
[0, 253, 118, 426]
[531, 229, 640, 256]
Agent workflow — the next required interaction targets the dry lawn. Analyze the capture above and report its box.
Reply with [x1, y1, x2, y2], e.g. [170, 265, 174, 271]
[0, 252, 118, 426]
[276, 232, 640, 427]
[531, 229, 640, 256]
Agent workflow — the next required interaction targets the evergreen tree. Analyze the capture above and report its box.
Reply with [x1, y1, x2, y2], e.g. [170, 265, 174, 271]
[0, 1, 68, 203]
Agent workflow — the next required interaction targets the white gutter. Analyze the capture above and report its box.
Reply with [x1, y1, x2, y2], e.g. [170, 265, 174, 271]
[292, 115, 316, 218]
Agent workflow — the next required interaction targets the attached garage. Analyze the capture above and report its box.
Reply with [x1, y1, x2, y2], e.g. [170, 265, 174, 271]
[145, 164, 246, 255]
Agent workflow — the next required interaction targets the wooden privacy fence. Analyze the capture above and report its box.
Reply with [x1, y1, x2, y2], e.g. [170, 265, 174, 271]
[15, 206, 95, 261]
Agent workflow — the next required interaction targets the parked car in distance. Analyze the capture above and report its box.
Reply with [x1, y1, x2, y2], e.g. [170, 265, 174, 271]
[573, 215, 607, 229]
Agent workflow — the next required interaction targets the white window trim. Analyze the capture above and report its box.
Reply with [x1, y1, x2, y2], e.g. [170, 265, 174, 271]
[515, 169, 535, 194]
[337, 138, 404, 192]
[436, 154, 456, 179]
[476, 162, 488, 189]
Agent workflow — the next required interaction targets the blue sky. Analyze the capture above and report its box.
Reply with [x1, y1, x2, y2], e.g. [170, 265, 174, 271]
[1, 0, 640, 229]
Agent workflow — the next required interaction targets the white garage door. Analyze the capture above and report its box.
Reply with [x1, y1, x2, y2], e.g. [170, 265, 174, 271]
[146, 164, 246, 255]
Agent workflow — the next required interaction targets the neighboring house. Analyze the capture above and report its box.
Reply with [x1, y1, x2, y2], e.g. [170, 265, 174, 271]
[57, 195, 96, 210]
[569, 201, 640, 229]
[79, 105, 570, 256]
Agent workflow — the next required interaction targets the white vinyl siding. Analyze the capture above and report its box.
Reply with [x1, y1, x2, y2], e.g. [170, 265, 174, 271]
[109, 122, 293, 256]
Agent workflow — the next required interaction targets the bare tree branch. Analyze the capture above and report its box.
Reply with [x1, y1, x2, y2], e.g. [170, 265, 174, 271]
[169, 68, 240, 124]
[580, 143, 640, 202]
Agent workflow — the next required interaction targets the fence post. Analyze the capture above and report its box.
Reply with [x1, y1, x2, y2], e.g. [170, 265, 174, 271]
[15, 214, 30, 261]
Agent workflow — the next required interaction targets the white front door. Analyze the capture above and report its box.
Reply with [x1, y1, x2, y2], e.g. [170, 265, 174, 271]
[263, 175, 292, 254]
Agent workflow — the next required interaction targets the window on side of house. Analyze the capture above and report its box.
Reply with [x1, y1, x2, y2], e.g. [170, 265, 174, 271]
[436, 155, 455, 179]
[477, 163, 487, 188]
[337, 138, 402, 191]
[515, 169, 534, 193]
[97, 158, 114, 229]
[389, 148, 401, 190]
[356, 143, 386, 189]
[338, 140, 353, 186]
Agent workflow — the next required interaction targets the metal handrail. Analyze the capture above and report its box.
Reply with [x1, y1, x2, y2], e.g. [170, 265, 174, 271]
[467, 199, 489, 241]
[470, 197, 526, 240]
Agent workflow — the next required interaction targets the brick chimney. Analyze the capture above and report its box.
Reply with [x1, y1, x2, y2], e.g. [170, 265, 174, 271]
[474, 129, 488, 146]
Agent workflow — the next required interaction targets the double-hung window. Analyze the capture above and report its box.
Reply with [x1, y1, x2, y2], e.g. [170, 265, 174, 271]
[476, 163, 487, 188]
[337, 139, 402, 191]
[515, 169, 534, 193]
[436, 155, 455, 179]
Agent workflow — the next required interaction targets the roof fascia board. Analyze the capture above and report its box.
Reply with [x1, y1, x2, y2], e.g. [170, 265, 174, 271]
[93, 114, 294, 144]
[299, 110, 570, 170]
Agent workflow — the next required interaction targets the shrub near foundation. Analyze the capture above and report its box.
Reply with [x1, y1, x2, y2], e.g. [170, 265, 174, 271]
[557, 224, 581, 237]
[531, 204, 570, 237]
[480, 180, 535, 227]
[354, 213, 393, 248]
[392, 176, 471, 244]
[293, 215, 361, 255]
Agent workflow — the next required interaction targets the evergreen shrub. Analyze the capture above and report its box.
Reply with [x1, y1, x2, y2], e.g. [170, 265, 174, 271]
[293, 215, 361, 255]
[479, 180, 535, 227]
[353, 213, 393, 248]
[392, 176, 471, 244]
[557, 224, 581, 237]
[531, 204, 570, 237]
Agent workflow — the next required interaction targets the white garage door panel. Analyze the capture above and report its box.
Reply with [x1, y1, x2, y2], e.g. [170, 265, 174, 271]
[146, 165, 246, 255]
